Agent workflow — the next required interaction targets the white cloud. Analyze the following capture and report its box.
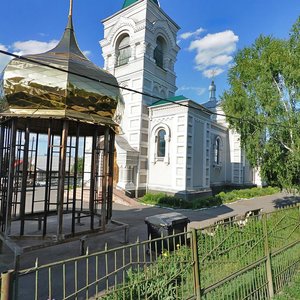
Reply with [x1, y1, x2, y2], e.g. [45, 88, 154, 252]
[202, 68, 225, 78]
[83, 50, 91, 57]
[180, 27, 205, 40]
[188, 30, 239, 78]
[0, 44, 8, 51]
[0, 44, 11, 72]
[178, 86, 206, 96]
[0, 39, 92, 72]
[12, 40, 59, 55]
[13, 40, 91, 58]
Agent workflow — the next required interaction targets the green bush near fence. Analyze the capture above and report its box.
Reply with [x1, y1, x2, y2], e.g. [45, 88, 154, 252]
[102, 245, 194, 300]
[140, 186, 280, 209]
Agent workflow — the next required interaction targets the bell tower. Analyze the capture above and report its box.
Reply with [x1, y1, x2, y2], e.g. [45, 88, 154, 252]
[100, 0, 180, 196]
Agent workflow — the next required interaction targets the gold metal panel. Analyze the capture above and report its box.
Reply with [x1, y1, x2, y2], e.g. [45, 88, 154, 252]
[0, 17, 124, 127]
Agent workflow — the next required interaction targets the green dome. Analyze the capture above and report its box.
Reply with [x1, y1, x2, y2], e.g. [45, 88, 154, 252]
[122, 0, 159, 9]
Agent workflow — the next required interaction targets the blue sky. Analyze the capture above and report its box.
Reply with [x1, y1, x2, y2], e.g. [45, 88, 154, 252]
[0, 0, 299, 104]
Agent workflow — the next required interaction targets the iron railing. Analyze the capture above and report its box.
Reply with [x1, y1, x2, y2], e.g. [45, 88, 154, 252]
[0, 205, 299, 300]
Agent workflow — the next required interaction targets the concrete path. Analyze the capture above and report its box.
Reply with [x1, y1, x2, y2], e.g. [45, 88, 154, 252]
[113, 191, 300, 233]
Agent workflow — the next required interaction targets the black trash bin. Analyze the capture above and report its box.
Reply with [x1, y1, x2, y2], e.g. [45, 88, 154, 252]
[145, 212, 190, 253]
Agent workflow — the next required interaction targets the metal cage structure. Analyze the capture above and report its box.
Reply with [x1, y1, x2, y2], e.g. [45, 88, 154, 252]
[0, 118, 115, 244]
[0, 1, 124, 251]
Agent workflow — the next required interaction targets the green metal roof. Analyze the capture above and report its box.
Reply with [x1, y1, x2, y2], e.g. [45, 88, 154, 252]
[122, 0, 159, 9]
[151, 95, 189, 107]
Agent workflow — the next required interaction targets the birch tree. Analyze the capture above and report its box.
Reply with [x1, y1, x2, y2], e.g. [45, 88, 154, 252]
[222, 17, 300, 190]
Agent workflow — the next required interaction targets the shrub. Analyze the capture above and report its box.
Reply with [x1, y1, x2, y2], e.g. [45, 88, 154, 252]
[140, 187, 280, 209]
[216, 186, 280, 204]
[102, 246, 193, 300]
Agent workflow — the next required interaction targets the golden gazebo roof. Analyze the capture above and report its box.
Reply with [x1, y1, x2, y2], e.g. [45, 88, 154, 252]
[0, 1, 122, 126]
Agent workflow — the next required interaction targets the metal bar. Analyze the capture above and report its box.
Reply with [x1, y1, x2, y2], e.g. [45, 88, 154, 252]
[0, 125, 6, 231]
[57, 120, 69, 238]
[71, 123, 80, 235]
[5, 119, 17, 236]
[74, 260, 78, 300]
[191, 228, 201, 300]
[80, 136, 86, 212]
[101, 128, 109, 230]
[63, 263, 66, 299]
[31, 133, 39, 214]
[89, 130, 97, 230]
[43, 121, 52, 236]
[105, 243, 109, 291]
[95, 255, 99, 297]
[48, 267, 52, 300]
[86, 247, 89, 299]
[66, 135, 72, 211]
[13, 129, 22, 217]
[262, 213, 274, 298]
[1, 270, 14, 300]
[20, 120, 30, 236]
[107, 130, 115, 220]
[34, 258, 39, 300]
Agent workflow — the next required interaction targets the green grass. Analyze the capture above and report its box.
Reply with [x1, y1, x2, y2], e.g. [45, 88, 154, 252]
[140, 187, 280, 209]
[100, 207, 299, 299]
[273, 270, 300, 300]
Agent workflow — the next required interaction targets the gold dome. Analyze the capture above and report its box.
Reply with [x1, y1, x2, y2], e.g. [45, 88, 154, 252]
[0, 3, 122, 126]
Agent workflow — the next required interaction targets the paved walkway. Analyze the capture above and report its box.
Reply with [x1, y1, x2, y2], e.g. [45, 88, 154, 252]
[0, 192, 299, 273]
[113, 191, 300, 235]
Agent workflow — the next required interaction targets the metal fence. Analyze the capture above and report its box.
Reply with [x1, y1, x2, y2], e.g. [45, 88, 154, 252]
[1, 205, 299, 300]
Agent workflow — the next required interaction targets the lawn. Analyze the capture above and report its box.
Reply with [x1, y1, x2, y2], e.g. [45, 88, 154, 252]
[273, 270, 300, 300]
[139, 186, 280, 209]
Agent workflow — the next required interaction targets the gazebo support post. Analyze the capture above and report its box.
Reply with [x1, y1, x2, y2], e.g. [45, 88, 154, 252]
[57, 120, 69, 239]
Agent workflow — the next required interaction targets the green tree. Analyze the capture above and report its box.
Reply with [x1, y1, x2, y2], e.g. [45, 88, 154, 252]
[71, 157, 84, 174]
[222, 17, 300, 190]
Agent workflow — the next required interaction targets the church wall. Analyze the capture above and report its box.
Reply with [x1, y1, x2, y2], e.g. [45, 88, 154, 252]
[101, 0, 180, 195]
[186, 112, 210, 191]
[100, 1, 261, 197]
[148, 104, 188, 193]
[190, 119, 204, 188]
[209, 130, 228, 186]
[148, 101, 212, 195]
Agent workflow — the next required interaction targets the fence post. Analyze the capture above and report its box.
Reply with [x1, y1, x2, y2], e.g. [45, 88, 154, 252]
[191, 228, 201, 300]
[262, 213, 274, 298]
[1, 270, 14, 300]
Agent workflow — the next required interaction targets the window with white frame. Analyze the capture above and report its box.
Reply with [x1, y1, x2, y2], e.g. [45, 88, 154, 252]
[157, 129, 166, 158]
[214, 136, 222, 165]
[116, 34, 131, 67]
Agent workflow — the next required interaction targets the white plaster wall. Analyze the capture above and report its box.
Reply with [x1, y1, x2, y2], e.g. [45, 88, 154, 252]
[100, 0, 180, 193]
[209, 128, 228, 186]
[148, 101, 211, 193]
[148, 104, 188, 193]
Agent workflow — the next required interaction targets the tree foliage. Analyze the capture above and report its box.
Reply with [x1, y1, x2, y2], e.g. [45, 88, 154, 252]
[222, 17, 300, 190]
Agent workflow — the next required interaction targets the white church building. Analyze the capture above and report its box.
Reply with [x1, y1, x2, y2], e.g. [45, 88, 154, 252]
[100, 0, 261, 198]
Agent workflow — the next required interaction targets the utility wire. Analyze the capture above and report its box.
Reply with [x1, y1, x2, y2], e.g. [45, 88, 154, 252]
[0, 49, 298, 130]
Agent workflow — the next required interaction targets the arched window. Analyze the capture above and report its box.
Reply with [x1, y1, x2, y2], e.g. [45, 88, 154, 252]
[160, 89, 166, 99]
[157, 129, 166, 157]
[116, 34, 131, 67]
[214, 137, 221, 165]
[154, 36, 165, 68]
